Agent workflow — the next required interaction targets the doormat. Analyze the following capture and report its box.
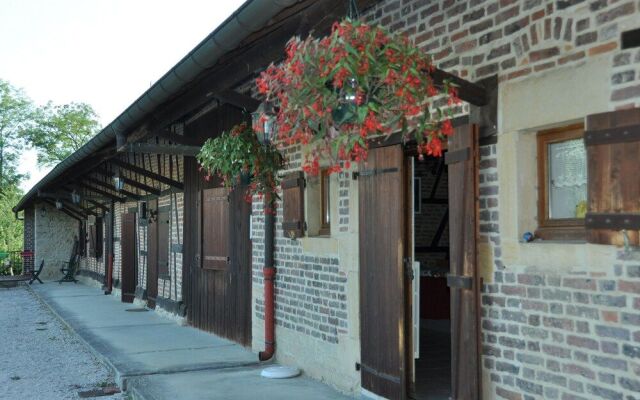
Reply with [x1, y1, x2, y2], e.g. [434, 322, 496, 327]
[78, 386, 121, 398]
[125, 308, 148, 312]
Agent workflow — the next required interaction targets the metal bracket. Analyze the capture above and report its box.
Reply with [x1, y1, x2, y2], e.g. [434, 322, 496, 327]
[444, 147, 470, 165]
[352, 167, 398, 180]
[585, 213, 640, 229]
[447, 274, 473, 290]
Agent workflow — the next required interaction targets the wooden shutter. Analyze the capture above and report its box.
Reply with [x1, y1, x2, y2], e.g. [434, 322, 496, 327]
[446, 123, 481, 399]
[95, 217, 103, 258]
[282, 171, 305, 239]
[121, 213, 137, 303]
[158, 207, 170, 276]
[79, 222, 86, 256]
[200, 187, 230, 270]
[585, 108, 640, 245]
[359, 145, 406, 400]
[89, 224, 97, 258]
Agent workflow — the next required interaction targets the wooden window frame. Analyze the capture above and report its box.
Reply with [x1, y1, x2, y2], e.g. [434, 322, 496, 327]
[319, 168, 331, 236]
[535, 123, 586, 241]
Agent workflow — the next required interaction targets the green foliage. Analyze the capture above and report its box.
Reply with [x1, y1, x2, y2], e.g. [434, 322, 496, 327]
[24, 102, 101, 167]
[0, 79, 34, 189]
[0, 186, 24, 252]
[197, 123, 283, 210]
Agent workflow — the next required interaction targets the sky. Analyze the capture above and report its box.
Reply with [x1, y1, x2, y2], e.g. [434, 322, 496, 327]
[0, 0, 247, 192]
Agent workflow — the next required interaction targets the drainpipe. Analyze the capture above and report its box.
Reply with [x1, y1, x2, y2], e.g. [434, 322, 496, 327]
[259, 203, 276, 361]
[105, 201, 114, 295]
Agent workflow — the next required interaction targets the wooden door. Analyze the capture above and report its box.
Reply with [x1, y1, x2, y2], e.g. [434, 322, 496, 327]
[183, 156, 252, 346]
[121, 212, 137, 303]
[359, 145, 407, 400]
[147, 200, 159, 308]
[446, 123, 481, 399]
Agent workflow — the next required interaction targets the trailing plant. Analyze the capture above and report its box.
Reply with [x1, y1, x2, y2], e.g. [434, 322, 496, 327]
[256, 18, 460, 175]
[196, 123, 283, 212]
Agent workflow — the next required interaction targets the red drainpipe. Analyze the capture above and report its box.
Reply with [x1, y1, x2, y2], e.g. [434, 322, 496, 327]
[259, 209, 276, 361]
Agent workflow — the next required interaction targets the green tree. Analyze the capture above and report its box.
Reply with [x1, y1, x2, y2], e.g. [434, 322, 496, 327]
[0, 186, 23, 251]
[0, 79, 33, 189]
[25, 102, 101, 167]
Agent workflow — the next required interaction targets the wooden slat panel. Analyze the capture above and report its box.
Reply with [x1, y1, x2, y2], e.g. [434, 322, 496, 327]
[202, 187, 230, 270]
[359, 145, 406, 400]
[158, 207, 170, 276]
[282, 171, 305, 239]
[147, 200, 159, 309]
[585, 108, 640, 245]
[448, 124, 481, 399]
[121, 213, 137, 303]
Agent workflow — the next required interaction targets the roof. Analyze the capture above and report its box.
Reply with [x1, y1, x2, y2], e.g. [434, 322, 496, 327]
[14, 0, 299, 212]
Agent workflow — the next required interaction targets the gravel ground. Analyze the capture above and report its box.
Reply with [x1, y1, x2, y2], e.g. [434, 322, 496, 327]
[0, 285, 127, 400]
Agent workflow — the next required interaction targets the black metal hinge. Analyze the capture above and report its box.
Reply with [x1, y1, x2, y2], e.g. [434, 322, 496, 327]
[447, 273, 473, 289]
[352, 167, 398, 180]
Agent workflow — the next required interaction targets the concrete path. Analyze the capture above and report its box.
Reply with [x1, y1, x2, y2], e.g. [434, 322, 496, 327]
[30, 282, 352, 400]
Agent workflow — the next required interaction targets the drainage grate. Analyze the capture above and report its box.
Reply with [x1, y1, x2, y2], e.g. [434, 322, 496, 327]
[125, 308, 148, 312]
[78, 386, 121, 398]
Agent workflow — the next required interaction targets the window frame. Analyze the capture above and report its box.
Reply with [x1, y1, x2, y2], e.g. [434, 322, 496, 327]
[318, 168, 331, 236]
[535, 123, 586, 241]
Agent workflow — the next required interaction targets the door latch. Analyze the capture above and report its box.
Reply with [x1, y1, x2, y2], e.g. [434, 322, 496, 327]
[404, 257, 414, 281]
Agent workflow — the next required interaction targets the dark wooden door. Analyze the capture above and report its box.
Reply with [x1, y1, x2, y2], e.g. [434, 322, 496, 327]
[147, 200, 159, 308]
[359, 144, 407, 400]
[446, 123, 481, 399]
[183, 156, 252, 346]
[121, 212, 137, 303]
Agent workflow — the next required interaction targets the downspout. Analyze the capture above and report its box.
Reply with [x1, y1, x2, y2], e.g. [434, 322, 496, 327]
[259, 204, 276, 361]
[105, 201, 114, 294]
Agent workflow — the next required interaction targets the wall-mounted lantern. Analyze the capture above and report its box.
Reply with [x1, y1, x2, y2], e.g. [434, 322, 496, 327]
[40, 206, 46, 218]
[113, 170, 125, 191]
[55, 200, 63, 210]
[252, 101, 277, 146]
[71, 191, 81, 205]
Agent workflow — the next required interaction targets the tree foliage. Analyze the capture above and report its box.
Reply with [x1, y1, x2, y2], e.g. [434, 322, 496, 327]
[25, 102, 101, 167]
[0, 186, 23, 251]
[0, 79, 33, 189]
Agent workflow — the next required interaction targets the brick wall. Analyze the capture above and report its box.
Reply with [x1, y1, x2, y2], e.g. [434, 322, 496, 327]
[23, 206, 34, 251]
[482, 251, 640, 400]
[252, 196, 350, 344]
[365, 0, 640, 109]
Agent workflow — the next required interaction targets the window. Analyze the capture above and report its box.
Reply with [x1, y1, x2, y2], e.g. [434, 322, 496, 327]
[319, 169, 331, 236]
[536, 124, 586, 240]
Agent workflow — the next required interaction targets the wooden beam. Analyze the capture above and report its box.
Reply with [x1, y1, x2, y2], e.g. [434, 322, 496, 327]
[431, 68, 488, 106]
[86, 199, 109, 212]
[93, 168, 161, 196]
[214, 89, 260, 111]
[82, 177, 142, 200]
[124, 143, 200, 156]
[76, 183, 126, 202]
[42, 199, 85, 221]
[153, 130, 199, 146]
[110, 159, 184, 190]
[143, 0, 380, 134]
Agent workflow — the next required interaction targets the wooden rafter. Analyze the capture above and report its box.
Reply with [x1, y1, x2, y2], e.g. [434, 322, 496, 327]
[82, 177, 141, 200]
[42, 199, 85, 220]
[75, 183, 126, 202]
[124, 143, 200, 156]
[93, 168, 161, 196]
[110, 159, 184, 190]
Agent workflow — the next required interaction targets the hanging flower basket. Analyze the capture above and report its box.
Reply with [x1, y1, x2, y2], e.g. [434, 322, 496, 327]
[197, 123, 283, 212]
[256, 18, 460, 175]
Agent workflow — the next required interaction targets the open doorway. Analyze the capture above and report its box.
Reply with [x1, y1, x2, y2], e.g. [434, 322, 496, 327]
[412, 155, 451, 400]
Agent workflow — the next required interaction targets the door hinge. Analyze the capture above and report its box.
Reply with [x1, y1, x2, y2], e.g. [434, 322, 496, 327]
[404, 257, 414, 281]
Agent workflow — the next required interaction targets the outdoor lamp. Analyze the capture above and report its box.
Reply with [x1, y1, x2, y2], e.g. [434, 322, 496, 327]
[113, 172, 125, 191]
[40, 206, 46, 217]
[252, 101, 277, 145]
[55, 200, 63, 210]
[71, 191, 81, 205]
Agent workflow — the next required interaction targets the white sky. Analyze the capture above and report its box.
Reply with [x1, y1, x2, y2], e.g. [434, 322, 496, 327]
[0, 0, 247, 192]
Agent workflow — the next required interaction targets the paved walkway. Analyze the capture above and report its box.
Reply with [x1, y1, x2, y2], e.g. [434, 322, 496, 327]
[30, 281, 352, 400]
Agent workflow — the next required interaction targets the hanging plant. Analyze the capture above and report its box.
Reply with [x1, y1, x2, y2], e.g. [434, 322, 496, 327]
[256, 18, 460, 175]
[196, 123, 283, 212]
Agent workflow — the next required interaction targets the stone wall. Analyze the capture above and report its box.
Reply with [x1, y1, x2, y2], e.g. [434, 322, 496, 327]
[34, 202, 78, 280]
